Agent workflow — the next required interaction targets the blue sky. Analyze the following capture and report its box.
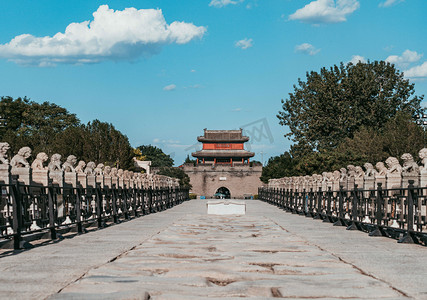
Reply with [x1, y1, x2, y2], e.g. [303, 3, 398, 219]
[1, 0, 426, 165]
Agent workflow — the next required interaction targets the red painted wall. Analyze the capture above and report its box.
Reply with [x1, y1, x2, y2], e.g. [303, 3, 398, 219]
[203, 143, 244, 150]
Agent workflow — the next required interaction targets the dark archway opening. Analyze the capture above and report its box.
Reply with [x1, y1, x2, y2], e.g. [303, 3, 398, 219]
[214, 187, 231, 199]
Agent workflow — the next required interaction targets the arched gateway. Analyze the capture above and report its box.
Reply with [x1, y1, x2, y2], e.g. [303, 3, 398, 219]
[215, 186, 231, 199]
[182, 129, 263, 199]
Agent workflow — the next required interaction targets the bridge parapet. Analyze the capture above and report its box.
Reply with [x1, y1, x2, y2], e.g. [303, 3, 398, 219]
[0, 143, 187, 250]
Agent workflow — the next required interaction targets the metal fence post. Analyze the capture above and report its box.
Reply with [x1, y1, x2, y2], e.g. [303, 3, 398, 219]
[75, 187, 83, 233]
[333, 186, 346, 226]
[11, 181, 23, 250]
[47, 184, 57, 240]
[398, 180, 415, 244]
[347, 184, 360, 231]
[369, 183, 385, 236]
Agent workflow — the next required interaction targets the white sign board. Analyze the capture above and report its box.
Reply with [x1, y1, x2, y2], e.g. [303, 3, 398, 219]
[219, 177, 227, 181]
[207, 200, 246, 215]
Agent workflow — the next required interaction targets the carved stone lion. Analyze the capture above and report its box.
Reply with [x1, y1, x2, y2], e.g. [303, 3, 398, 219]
[10, 146, 32, 168]
[95, 163, 104, 176]
[62, 155, 77, 172]
[104, 166, 111, 176]
[75, 161, 86, 174]
[48, 154, 62, 172]
[339, 168, 347, 181]
[385, 157, 402, 174]
[375, 162, 387, 176]
[0, 142, 10, 165]
[111, 167, 118, 177]
[333, 170, 341, 181]
[401, 153, 419, 175]
[363, 163, 377, 177]
[347, 165, 355, 178]
[84, 162, 96, 175]
[355, 166, 364, 178]
[418, 148, 427, 171]
[117, 169, 124, 178]
[31, 152, 49, 170]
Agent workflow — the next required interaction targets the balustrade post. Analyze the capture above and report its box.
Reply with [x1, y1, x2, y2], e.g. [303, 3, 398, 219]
[11, 181, 23, 249]
[347, 184, 360, 230]
[333, 186, 346, 226]
[369, 183, 385, 236]
[95, 184, 104, 228]
[47, 183, 57, 240]
[398, 180, 415, 243]
[75, 187, 83, 233]
[314, 187, 322, 219]
[323, 187, 332, 222]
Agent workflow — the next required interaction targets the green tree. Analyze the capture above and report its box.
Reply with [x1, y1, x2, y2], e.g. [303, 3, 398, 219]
[278, 61, 424, 151]
[183, 154, 196, 166]
[157, 167, 192, 188]
[260, 152, 298, 183]
[0, 97, 80, 155]
[136, 145, 174, 167]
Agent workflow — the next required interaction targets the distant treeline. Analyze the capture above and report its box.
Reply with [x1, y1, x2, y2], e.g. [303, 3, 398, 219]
[0, 96, 134, 169]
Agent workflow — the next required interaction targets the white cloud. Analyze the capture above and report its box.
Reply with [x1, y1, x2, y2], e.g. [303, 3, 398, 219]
[385, 49, 423, 68]
[232, 108, 242, 112]
[289, 0, 360, 24]
[190, 69, 196, 72]
[349, 55, 366, 64]
[0, 5, 206, 66]
[184, 84, 203, 89]
[404, 62, 427, 78]
[235, 38, 253, 50]
[295, 43, 320, 55]
[379, 0, 404, 8]
[209, 0, 243, 8]
[163, 84, 177, 91]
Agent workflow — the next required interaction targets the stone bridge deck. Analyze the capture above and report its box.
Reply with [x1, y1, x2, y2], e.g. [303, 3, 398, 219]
[1, 200, 426, 299]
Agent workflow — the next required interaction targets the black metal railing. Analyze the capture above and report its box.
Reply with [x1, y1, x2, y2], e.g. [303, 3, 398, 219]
[258, 180, 427, 245]
[0, 181, 190, 250]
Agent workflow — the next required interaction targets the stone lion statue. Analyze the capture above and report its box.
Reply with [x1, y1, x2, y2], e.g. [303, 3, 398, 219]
[375, 162, 388, 176]
[418, 148, 427, 171]
[401, 153, 419, 175]
[48, 154, 62, 172]
[385, 157, 402, 174]
[104, 166, 111, 176]
[333, 170, 341, 181]
[347, 165, 356, 178]
[84, 161, 96, 175]
[111, 167, 118, 177]
[339, 168, 347, 181]
[363, 163, 377, 177]
[10, 146, 32, 168]
[117, 169, 124, 178]
[0, 142, 10, 165]
[94, 163, 104, 176]
[123, 170, 130, 180]
[355, 166, 364, 178]
[31, 152, 49, 170]
[62, 155, 77, 172]
[75, 161, 86, 174]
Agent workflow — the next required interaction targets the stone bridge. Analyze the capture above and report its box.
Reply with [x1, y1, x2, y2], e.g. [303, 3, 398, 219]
[0, 199, 426, 299]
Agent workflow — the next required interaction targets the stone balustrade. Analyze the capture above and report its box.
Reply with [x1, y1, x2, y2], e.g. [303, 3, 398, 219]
[267, 149, 427, 192]
[0, 143, 180, 189]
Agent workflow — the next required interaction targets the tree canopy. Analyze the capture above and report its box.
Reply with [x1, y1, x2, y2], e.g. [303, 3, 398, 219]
[262, 61, 425, 183]
[0, 97, 134, 169]
[157, 166, 192, 189]
[277, 61, 423, 151]
[136, 145, 174, 168]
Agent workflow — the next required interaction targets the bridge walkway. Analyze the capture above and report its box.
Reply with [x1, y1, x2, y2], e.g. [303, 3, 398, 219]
[0, 200, 426, 299]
